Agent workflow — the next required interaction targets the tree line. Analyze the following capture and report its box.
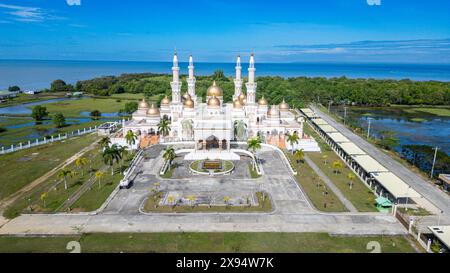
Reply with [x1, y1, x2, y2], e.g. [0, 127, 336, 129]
[72, 72, 450, 107]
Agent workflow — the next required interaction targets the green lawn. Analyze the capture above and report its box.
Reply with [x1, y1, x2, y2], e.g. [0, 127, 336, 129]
[143, 191, 273, 213]
[287, 152, 347, 212]
[3, 141, 130, 217]
[304, 125, 377, 212]
[403, 107, 450, 117]
[0, 134, 98, 201]
[0, 232, 417, 253]
[37, 97, 131, 117]
[248, 164, 261, 178]
[0, 92, 65, 108]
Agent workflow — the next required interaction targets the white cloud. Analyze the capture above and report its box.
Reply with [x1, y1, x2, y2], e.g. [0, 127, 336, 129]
[66, 0, 81, 6]
[0, 3, 44, 22]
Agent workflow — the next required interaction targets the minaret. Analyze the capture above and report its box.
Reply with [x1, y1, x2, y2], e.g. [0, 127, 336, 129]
[233, 55, 243, 101]
[245, 53, 257, 104]
[170, 51, 182, 104]
[187, 55, 197, 103]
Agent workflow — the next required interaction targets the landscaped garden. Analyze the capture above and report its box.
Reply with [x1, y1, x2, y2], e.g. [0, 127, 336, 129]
[189, 159, 234, 175]
[143, 191, 273, 213]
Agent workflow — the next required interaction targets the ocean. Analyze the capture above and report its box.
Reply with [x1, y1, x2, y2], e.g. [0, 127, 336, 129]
[1, 59, 450, 90]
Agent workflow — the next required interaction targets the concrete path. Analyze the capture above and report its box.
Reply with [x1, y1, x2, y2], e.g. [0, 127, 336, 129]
[0, 145, 407, 236]
[310, 105, 450, 220]
[304, 154, 358, 212]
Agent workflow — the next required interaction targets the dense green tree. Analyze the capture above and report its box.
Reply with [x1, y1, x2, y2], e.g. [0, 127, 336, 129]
[31, 105, 49, 121]
[8, 86, 20, 92]
[52, 113, 66, 128]
[90, 110, 102, 120]
[121, 102, 138, 115]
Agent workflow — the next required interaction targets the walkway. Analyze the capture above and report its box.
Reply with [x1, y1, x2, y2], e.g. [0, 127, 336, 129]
[304, 154, 358, 212]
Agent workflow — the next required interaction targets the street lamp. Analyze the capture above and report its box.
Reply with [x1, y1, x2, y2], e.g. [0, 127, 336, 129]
[328, 101, 332, 113]
[430, 146, 439, 178]
[405, 186, 411, 211]
[367, 118, 373, 139]
[343, 106, 348, 125]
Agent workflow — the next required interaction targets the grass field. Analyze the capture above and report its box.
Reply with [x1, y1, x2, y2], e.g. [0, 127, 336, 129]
[143, 191, 272, 213]
[303, 125, 377, 212]
[3, 140, 130, 217]
[38, 97, 131, 117]
[0, 134, 98, 201]
[403, 107, 450, 117]
[0, 93, 65, 108]
[0, 232, 417, 253]
[287, 152, 347, 212]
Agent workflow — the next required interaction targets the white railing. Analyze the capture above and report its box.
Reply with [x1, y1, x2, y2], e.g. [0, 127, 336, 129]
[0, 126, 98, 155]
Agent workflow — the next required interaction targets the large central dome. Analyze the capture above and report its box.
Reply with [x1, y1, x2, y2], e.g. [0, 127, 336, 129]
[207, 81, 223, 97]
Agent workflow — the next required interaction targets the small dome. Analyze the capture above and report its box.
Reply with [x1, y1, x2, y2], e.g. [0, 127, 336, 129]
[279, 99, 290, 111]
[207, 81, 223, 97]
[241, 98, 247, 105]
[138, 99, 149, 109]
[147, 104, 160, 116]
[161, 95, 170, 105]
[258, 96, 268, 106]
[238, 93, 246, 101]
[267, 105, 279, 117]
[207, 95, 220, 108]
[233, 99, 242, 108]
[184, 97, 194, 108]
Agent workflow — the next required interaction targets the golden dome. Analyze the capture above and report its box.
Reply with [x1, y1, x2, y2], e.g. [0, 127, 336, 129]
[238, 93, 246, 101]
[279, 99, 290, 111]
[207, 95, 220, 108]
[207, 81, 223, 97]
[138, 99, 149, 109]
[147, 104, 160, 116]
[184, 97, 194, 108]
[267, 105, 279, 117]
[161, 95, 170, 105]
[182, 92, 191, 101]
[233, 99, 242, 108]
[241, 98, 247, 105]
[258, 96, 268, 106]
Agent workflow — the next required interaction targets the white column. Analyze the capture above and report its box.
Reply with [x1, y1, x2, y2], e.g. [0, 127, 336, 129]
[187, 55, 197, 102]
[246, 54, 257, 104]
[233, 55, 243, 101]
[171, 51, 182, 104]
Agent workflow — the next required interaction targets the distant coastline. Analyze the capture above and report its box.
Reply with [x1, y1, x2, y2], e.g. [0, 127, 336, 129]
[1, 59, 450, 90]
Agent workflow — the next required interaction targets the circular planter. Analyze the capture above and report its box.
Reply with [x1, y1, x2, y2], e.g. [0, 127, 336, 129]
[189, 160, 234, 176]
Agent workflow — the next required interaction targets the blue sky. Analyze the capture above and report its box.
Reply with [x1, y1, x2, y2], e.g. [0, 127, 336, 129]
[0, 0, 449, 63]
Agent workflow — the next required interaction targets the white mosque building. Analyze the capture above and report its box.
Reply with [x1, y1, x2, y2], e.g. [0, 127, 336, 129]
[119, 52, 307, 160]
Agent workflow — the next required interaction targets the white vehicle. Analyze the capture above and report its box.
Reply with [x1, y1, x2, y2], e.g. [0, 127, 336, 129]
[119, 178, 132, 189]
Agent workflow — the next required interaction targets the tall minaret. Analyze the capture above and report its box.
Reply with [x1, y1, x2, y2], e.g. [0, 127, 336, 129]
[245, 53, 257, 104]
[171, 51, 182, 104]
[187, 55, 197, 103]
[233, 55, 243, 101]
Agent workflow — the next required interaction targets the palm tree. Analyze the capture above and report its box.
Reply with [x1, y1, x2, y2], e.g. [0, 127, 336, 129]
[234, 120, 247, 141]
[286, 132, 300, 153]
[75, 157, 88, 176]
[163, 146, 176, 167]
[99, 136, 111, 149]
[117, 145, 129, 169]
[187, 195, 196, 208]
[247, 137, 262, 154]
[102, 144, 122, 175]
[125, 130, 138, 148]
[58, 169, 74, 190]
[332, 160, 344, 174]
[223, 196, 231, 206]
[347, 173, 356, 189]
[40, 192, 48, 208]
[167, 195, 175, 207]
[294, 149, 305, 164]
[157, 117, 171, 141]
[95, 171, 104, 189]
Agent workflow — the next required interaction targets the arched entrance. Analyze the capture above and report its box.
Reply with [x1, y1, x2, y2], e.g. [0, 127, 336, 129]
[206, 135, 219, 150]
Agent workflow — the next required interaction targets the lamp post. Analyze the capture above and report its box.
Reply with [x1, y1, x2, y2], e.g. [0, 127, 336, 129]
[343, 106, 348, 125]
[367, 118, 373, 139]
[405, 186, 411, 211]
[430, 146, 439, 179]
[437, 210, 443, 226]
[328, 101, 332, 113]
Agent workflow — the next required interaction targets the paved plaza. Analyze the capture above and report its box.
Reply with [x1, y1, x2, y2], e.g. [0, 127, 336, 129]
[0, 144, 407, 236]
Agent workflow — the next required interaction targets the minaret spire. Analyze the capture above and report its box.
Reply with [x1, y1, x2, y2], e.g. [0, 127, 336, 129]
[187, 54, 197, 103]
[233, 55, 243, 101]
[246, 53, 257, 104]
[171, 50, 182, 104]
